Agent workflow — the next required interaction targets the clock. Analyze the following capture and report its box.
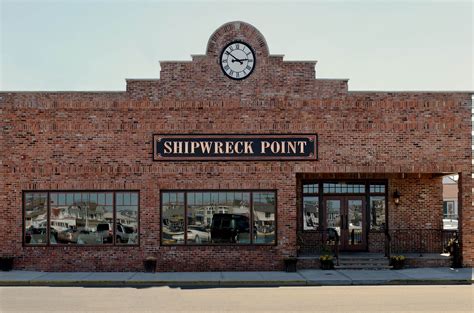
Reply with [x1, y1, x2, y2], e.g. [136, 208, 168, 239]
[220, 41, 255, 80]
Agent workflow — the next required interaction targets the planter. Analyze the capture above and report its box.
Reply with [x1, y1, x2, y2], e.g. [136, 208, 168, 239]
[390, 255, 406, 270]
[284, 258, 298, 272]
[0, 257, 14, 271]
[320, 260, 334, 270]
[143, 259, 157, 273]
[391, 260, 405, 270]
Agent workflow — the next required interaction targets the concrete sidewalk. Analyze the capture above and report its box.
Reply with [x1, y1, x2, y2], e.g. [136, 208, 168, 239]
[0, 268, 472, 287]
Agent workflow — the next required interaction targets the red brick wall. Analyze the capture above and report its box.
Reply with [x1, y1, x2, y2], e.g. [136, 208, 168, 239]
[0, 21, 472, 270]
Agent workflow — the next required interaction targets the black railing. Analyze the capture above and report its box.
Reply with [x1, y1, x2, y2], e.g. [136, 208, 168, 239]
[297, 228, 339, 262]
[298, 228, 457, 260]
[386, 229, 457, 256]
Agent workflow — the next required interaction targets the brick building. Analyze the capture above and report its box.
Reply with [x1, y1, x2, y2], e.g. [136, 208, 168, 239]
[0, 21, 472, 271]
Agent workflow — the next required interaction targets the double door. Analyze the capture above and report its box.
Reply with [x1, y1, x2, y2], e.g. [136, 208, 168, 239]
[324, 196, 367, 251]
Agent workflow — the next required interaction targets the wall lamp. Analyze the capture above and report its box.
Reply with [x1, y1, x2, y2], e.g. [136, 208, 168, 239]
[393, 190, 401, 205]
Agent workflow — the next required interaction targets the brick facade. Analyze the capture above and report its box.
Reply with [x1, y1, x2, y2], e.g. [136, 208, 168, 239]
[0, 21, 472, 271]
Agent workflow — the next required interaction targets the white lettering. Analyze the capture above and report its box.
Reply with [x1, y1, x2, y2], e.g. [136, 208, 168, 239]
[244, 142, 254, 154]
[173, 141, 183, 154]
[215, 142, 224, 154]
[190, 142, 199, 154]
[261, 141, 271, 153]
[200, 141, 212, 154]
[163, 141, 173, 154]
[225, 142, 234, 154]
[297, 141, 307, 153]
[234, 142, 243, 154]
[270, 141, 280, 153]
[287, 141, 296, 154]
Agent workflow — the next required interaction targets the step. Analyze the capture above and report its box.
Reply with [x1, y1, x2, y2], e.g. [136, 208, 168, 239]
[336, 257, 391, 270]
[338, 262, 389, 266]
[338, 259, 388, 263]
[335, 265, 393, 270]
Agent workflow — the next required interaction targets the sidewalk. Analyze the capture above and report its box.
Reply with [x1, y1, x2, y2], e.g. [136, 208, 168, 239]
[0, 268, 472, 287]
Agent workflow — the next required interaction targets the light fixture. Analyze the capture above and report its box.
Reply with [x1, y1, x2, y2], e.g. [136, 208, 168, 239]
[393, 190, 401, 205]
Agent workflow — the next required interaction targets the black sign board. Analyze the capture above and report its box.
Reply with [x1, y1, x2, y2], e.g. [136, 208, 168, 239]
[153, 134, 318, 161]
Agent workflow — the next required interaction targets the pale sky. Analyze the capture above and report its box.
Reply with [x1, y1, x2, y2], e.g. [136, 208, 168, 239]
[1, 0, 472, 91]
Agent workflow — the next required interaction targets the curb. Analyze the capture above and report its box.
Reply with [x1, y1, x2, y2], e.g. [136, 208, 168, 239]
[0, 279, 471, 287]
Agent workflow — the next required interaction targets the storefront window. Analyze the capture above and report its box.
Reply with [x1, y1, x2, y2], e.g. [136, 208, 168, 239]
[24, 191, 139, 246]
[161, 191, 276, 245]
[115, 192, 139, 245]
[161, 192, 185, 245]
[253, 192, 276, 244]
[369, 196, 386, 231]
[24, 193, 48, 245]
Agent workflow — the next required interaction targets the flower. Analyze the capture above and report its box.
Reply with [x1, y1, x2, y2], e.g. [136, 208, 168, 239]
[319, 254, 333, 262]
[390, 255, 405, 262]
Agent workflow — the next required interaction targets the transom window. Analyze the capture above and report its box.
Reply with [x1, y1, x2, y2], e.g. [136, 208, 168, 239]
[161, 190, 276, 245]
[24, 191, 139, 246]
[323, 183, 365, 194]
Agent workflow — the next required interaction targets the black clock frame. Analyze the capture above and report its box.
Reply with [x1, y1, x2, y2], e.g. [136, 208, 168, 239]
[219, 40, 256, 81]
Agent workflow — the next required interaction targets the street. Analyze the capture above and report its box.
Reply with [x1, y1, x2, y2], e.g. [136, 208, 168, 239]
[0, 285, 472, 313]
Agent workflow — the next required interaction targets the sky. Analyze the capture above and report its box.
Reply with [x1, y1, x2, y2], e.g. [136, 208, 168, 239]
[0, 0, 472, 91]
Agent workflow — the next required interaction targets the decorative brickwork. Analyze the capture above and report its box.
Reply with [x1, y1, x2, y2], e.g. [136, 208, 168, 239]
[0, 21, 472, 271]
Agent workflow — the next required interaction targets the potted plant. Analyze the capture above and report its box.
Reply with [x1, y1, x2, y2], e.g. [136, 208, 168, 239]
[390, 255, 406, 270]
[143, 256, 157, 273]
[0, 256, 14, 271]
[284, 256, 298, 272]
[319, 254, 334, 270]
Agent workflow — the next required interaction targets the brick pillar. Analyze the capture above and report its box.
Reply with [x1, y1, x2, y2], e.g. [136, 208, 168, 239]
[459, 171, 473, 267]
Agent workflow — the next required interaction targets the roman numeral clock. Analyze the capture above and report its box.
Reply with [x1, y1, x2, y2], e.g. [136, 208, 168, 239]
[220, 41, 255, 80]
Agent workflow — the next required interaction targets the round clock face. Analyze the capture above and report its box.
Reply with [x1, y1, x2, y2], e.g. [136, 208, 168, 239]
[220, 41, 255, 80]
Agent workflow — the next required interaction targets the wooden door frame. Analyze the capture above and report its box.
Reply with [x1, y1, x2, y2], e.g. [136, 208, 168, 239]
[322, 195, 367, 252]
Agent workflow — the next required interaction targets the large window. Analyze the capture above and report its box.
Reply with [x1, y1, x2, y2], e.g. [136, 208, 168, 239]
[24, 191, 139, 246]
[161, 191, 276, 245]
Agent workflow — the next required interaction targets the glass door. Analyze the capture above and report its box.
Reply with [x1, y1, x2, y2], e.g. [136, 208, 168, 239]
[324, 196, 367, 251]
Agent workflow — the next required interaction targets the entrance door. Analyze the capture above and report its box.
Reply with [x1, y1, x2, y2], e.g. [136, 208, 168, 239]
[323, 196, 366, 251]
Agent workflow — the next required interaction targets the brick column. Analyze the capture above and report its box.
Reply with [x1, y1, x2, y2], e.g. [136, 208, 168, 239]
[459, 171, 473, 267]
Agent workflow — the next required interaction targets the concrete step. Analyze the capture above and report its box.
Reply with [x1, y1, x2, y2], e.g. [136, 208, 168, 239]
[338, 258, 388, 262]
[336, 257, 391, 270]
[335, 264, 393, 270]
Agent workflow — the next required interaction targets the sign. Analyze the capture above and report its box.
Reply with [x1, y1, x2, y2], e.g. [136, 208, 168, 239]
[153, 134, 318, 161]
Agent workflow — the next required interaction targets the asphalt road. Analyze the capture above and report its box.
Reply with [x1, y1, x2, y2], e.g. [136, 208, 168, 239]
[0, 285, 473, 313]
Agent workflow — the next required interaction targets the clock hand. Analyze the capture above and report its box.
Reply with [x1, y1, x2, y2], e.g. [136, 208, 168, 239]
[225, 51, 243, 64]
[232, 58, 249, 63]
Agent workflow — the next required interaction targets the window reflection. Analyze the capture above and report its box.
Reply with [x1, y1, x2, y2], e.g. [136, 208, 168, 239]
[24, 191, 139, 246]
[303, 196, 319, 230]
[161, 191, 276, 245]
[50, 192, 113, 245]
[161, 192, 185, 245]
[370, 196, 386, 230]
[253, 192, 276, 244]
[24, 193, 48, 245]
[115, 192, 139, 245]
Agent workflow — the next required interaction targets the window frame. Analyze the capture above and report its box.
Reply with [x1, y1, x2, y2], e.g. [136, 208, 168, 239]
[22, 190, 140, 247]
[160, 189, 278, 246]
[443, 200, 457, 219]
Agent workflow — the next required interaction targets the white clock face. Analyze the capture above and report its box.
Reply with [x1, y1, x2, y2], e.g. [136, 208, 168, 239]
[220, 41, 255, 80]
